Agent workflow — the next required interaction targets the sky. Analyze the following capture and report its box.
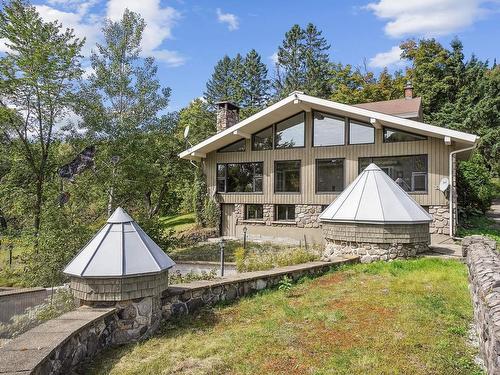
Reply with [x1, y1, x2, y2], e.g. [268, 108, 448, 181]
[2, 0, 500, 111]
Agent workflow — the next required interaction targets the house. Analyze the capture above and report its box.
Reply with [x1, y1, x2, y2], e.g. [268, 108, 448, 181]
[179, 88, 478, 244]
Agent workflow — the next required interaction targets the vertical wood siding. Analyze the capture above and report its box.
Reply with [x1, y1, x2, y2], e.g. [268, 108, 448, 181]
[205, 111, 452, 206]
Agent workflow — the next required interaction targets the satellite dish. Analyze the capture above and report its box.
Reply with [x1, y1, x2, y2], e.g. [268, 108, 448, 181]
[183, 126, 190, 139]
[439, 177, 449, 192]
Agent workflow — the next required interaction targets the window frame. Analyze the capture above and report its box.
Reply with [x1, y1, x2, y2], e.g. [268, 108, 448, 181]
[382, 126, 428, 143]
[245, 204, 264, 220]
[217, 138, 246, 153]
[274, 159, 301, 194]
[348, 119, 375, 145]
[312, 110, 347, 148]
[358, 154, 428, 193]
[251, 112, 306, 151]
[216, 162, 264, 194]
[315, 158, 345, 194]
[275, 204, 296, 221]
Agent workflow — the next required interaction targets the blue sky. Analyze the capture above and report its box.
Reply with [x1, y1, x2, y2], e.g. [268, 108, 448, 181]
[4, 0, 500, 110]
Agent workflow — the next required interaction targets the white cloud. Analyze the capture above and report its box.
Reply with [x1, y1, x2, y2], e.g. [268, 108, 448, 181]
[216, 8, 239, 31]
[368, 45, 403, 68]
[365, 0, 489, 37]
[270, 52, 279, 64]
[106, 0, 186, 66]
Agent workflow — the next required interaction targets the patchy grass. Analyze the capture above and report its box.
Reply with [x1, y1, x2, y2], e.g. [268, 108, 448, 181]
[159, 213, 197, 233]
[458, 215, 500, 245]
[86, 258, 482, 375]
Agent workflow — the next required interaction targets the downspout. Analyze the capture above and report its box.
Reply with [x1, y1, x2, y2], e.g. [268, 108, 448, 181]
[449, 145, 476, 237]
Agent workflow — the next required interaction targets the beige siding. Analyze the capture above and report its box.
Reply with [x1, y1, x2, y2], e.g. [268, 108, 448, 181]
[205, 111, 452, 207]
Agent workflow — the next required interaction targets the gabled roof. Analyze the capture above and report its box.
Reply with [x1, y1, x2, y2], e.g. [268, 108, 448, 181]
[64, 207, 175, 278]
[319, 163, 432, 224]
[179, 92, 478, 160]
[354, 97, 422, 120]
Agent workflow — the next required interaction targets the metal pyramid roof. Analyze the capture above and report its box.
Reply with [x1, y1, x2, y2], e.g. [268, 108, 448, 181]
[319, 163, 432, 224]
[64, 207, 175, 278]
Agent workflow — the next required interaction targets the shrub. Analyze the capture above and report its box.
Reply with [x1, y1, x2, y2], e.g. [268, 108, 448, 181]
[236, 247, 318, 273]
[168, 269, 218, 285]
[457, 154, 495, 217]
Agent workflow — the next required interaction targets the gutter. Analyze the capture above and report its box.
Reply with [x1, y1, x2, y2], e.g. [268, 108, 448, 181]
[449, 145, 477, 237]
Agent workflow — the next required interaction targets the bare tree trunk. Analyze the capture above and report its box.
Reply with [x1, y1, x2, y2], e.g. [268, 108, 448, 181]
[34, 175, 43, 251]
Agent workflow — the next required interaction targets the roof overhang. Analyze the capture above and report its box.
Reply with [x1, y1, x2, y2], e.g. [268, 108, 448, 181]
[179, 92, 479, 160]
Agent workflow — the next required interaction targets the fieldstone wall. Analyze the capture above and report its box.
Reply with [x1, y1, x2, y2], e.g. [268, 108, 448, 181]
[428, 205, 450, 235]
[216, 104, 239, 132]
[464, 235, 499, 374]
[295, 205, 321, 228]
[236, 203, 322, 229]
[321, 222, 430, 263]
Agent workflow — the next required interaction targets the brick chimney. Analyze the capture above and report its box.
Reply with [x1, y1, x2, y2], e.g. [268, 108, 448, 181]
[216, 101, 240, 132]
[404, 81, 414, 99]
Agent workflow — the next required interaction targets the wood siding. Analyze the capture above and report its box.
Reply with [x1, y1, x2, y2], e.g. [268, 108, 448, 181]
[204, 111, 452, 207]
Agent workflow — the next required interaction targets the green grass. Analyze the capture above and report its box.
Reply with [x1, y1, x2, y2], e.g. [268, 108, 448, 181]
[159, 213, 197, 233]
[458, 215, 500, 245]
[86, 258, 482, 375]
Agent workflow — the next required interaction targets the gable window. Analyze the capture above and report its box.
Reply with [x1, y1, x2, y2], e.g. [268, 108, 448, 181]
[358, 154, 428, 192]
[275, 160, 301, 193]
[349, 120, 374, 144]
[313, 111, 345, 147]
[216, 162, 263, 193]
[218, 139, 246, 152]
[316, 158, 344, 192]
[276, 205, 295, 221]
[275, 113, 305, 148]
[383, 127, 427, 143]
[252, 126, 273, 150]
[245, 204, 263, 220]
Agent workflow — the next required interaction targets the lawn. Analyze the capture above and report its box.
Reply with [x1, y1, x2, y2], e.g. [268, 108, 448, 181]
[159, 213, 197, 233]
[86, 258, 482, 375]
[458, 215, 500, 245]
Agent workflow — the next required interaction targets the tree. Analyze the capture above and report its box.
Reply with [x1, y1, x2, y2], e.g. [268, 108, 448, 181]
[0, 0, 84, 242]
[274, 24, 305, 97]
[302, 23, 331, 97]
[242, 49, 270, 110]
[204, 55, 235, 105]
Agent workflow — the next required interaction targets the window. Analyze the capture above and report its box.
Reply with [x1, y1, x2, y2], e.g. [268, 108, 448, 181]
[252, 126, 273, 150]
[276, 205, 295, 221]
[218, 139, 246, 152]
[349, 120, 374, 144]
[383, 127, 427, 143]
[216, 162, 263, 193]
[313, 111, 345, 147]
[245, 204, 263, 220]
[275, 160, 301, 192]
[359, 155, 428, 192]
[316, 158, 344, 192]
[275, 113, 305, 148]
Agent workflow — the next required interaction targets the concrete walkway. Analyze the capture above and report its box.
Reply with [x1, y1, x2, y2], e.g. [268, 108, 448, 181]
[487, 197, 500, 228]
[427, 234, 462, 258]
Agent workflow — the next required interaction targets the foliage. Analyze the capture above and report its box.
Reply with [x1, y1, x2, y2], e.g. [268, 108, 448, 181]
[277, 275, 293, 292]
[457, 215, 500, 245]
[203, 197, 220, 228]
[457, 153, 496, 215]
[235, 247, 318, 273]
[168, 269, 218, 285]
[86, 258, 481, 375]
[0, 287, 75, 339]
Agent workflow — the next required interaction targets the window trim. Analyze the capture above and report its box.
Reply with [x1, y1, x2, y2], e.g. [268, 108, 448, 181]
[251, 111, 306, 151]
[315, 158, 345, 194]
[358, 154, 428, 194]
[348, 119, 375, 145]
[382, 126, 428, 143]
[216, 162, 264, 194]
[245, 204, 264, 220]
[217, 138, 246, 153]
[274, 159, 301, 194]
[311, 110, 347, 148]
[275, 204, 296, 221]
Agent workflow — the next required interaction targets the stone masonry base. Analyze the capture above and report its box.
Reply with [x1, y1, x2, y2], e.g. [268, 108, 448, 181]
[428, 205, 450, 235]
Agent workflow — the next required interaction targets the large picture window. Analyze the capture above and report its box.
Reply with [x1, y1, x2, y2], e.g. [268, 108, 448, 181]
[349, 120, 374, 144]
[252, 112, 305, 150]
[216, 162, 263, 193]
[275, 160, 301, 193]
[313, 111, 345, 147]
[383, 127, 427, 143]
[316, 158, 344, 192]
[359, 155, 428, 192]
[275, 205, 295, 221]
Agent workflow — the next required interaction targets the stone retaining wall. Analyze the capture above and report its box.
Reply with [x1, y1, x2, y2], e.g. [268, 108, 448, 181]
[464, 235, 499, 374]
[0, 287, 48, 324]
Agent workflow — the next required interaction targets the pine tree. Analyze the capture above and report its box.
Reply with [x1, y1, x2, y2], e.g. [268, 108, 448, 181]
[204, 55, 234, 105]
[230, 53, 246, 105]
[302, 23, 331, 97]
[243, 49, 270, 109]
[274, 24, 305, 97]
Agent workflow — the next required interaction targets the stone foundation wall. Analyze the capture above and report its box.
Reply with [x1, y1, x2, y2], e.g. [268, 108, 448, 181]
[295, 205, 321, 228]
[70, 271, 169, 302]
[321, 222, 430, 263]
[464, 236, 499, 374]
[428, 205, 450, 235]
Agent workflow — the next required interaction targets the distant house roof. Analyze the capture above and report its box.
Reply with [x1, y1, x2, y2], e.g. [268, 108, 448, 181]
[179, 92, 478, 160]
[319, 163, 432, 224]
[64, 207, 175, 278]
[353, 97, 422, 120]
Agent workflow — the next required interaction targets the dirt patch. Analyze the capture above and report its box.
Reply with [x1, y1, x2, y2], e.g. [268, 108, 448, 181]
[310, 272, 345, 287]
[263, 355, 311, 375]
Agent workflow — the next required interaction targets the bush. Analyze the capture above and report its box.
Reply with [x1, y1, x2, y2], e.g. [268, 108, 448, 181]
[457, 154, 495, 217]
[235, 247, 318, 273]
[168, 269, 218, 284]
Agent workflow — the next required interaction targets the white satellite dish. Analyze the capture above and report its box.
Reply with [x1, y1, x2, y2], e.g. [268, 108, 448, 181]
[183, 126, 190, 139]
[439, 177, 449, 192]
